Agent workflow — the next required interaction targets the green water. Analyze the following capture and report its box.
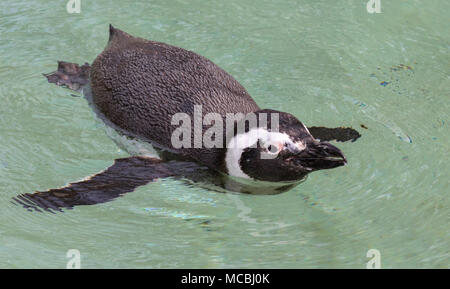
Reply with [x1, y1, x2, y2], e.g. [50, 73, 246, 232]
[0, 0, 448, 268]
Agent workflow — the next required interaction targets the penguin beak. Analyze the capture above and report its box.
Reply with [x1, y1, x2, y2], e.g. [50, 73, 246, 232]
[295, 142, 347, 171]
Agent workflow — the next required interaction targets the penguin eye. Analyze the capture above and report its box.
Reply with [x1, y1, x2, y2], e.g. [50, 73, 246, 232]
[266, 143, 282, 154]
[267, 145, 276, 153]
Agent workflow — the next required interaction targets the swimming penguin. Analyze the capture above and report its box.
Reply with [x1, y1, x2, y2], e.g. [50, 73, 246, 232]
[14, 25, 360, 212]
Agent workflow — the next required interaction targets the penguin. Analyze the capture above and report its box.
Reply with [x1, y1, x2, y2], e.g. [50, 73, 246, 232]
[14, 25, 360, 212]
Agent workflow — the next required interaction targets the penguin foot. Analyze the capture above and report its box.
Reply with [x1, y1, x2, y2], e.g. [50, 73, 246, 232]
[43, 61, 90, 92]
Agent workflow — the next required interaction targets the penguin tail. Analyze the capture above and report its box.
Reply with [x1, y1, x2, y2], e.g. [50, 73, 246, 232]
[43, 61, 90, 92]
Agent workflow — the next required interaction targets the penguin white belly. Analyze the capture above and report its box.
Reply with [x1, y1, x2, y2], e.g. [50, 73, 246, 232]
[82, 84, 160, 158]
[103, 124, 159, 158]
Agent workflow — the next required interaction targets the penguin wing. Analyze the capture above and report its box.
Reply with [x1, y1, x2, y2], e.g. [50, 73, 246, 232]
[13, 157, 206, 213]
[308, 126, 361, 142]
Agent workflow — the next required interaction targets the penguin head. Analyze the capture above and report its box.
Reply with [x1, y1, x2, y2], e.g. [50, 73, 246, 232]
[225, 110, 346, 182]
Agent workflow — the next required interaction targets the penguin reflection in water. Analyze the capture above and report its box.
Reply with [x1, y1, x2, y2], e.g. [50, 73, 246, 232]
[14, 26, 360, 212]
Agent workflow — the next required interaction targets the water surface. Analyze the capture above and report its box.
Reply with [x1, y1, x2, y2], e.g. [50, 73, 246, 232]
[0, 0, 448, 268]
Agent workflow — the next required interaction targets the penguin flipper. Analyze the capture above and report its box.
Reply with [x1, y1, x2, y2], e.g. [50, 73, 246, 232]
[308, 126, 361, 142]
[43, 61, 90, 92]
[13, 157, 204, 212]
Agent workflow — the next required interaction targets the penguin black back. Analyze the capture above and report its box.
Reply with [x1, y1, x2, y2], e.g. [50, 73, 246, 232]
[91, 26, 259, 166]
